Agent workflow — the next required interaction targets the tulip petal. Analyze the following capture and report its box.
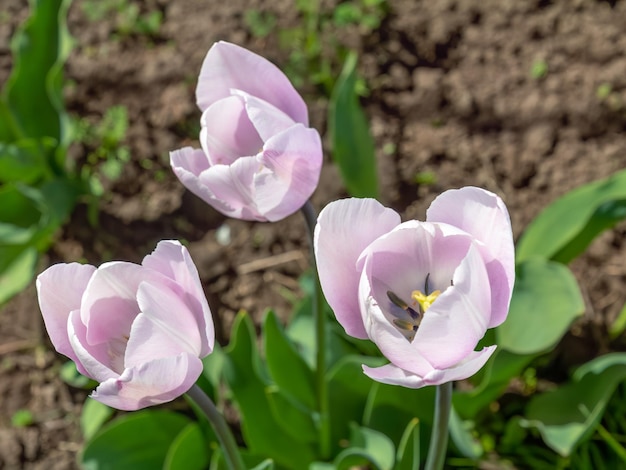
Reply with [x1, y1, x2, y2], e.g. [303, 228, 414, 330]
[141, 241, 214, 356]
[91, 353, 203, 411]
[124, 281, 203, 368]
[68, 310, 118, 381]
[197, 41, 308, 125]
[254, 124, 323, 221]
[80, 262, 166, 345]
[170, 147, 239, 217]
[362, 346, 496, 388]
[200, 96, 262, 165]
[315, 198, 401, 338]
[413, 243, 491, 369]
[36, 263, 95, 360]
[426, 187, 514, 327]
[200, 156, 264, 221]
[236, 91, 297, 142]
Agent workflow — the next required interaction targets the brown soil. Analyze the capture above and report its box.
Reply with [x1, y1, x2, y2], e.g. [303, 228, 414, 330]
[2, 0, 626, 468]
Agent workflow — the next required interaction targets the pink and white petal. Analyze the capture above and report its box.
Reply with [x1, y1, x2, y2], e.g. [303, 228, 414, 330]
[67, 310, 118, 381]
[236, 91, 297, 141]
[141, 241, 214, 356]
[80, 262, 165, 345]
[170, 147, 239, 217]
[197, 41, 308, 125]
[315, 199, 401, 339]
[362, 363, 429, 389]
[36, 263, 95, 359]
[128, 281, 203, 364]
[91, 353, 203, 411]
[254, 125, 323, 221]
[420, 346, 497, 385]
[426, 187, 514, 327]
[413, 243, 492, 369]
[201, 156, 265, 221]
[200, 96, 262, 165]
[363, 346, 496, 388]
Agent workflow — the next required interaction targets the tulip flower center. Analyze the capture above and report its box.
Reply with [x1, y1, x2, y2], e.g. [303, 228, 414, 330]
[387, 273, 446, 343]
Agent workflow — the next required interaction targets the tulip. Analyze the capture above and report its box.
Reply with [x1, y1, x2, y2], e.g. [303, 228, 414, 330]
[36, 240, 214, 410]
[170, 41, 323, 222]
[314, 187, 514, 388]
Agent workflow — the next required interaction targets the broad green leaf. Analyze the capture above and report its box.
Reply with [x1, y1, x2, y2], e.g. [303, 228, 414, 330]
[449, 406, 483, 459]
[517, 168, 626, 264]
[0, 246, 37, 306]
[328, 51, 378, 198]
[335, 424, 395, 470]
[521, 353, 626, 456]
[4, 0, 73, 153]
[82, 410, 192, 470]
[81, 398, 113, 440]
[326, 355, 381, 452]
[163, 422, 209, 470]
[497, 257, 584, 355]
[364, 380, 434, 455]
[223, 312, 315, 468]
[266, 386, 317, 443]
[0, 184, 42, 242]
[264, 310, 316, 410]
[395, 418, 420, 470]
[453, 348, 534, 419]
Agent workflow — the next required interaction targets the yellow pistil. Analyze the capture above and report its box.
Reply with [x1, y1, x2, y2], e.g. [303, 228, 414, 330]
[411, 289, 441, 312]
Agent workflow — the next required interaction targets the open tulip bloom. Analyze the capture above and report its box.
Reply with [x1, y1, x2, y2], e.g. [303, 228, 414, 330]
[315, 187, 515, 388]
[36, 240, 215, 411]
[170, 41, 323, 222]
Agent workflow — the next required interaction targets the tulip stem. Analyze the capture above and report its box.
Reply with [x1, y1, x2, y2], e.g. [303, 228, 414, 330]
[301, 200, 331, 459]
[424, 382, 453, 470]
[186, 384, 246, 470]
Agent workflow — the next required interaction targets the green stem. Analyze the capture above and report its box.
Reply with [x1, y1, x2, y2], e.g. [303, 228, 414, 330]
[301, 200, 331, 458]
[186, 384, 246, 470]
[424, 382, 453, 470]
[597, 422, 626, 463]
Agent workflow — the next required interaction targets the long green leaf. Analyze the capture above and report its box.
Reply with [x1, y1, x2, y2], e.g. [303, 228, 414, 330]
[4, 0, 73, 156]
[328, 51, 378, 198]
[264, 310, 316, 410]
[517, 168, 626, 264]
[223, 312, 316, 468]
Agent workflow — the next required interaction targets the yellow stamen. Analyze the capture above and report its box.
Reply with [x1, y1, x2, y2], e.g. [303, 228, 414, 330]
[411, 289, 441, 312]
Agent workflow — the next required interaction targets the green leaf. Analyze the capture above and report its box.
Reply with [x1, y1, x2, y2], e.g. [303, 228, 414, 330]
[0, 184, 42, 242]
[223, 312, 316, 468]
[364, 380, 434, 455]
[0, 246, 37, 306]
[395, 418, 420, 470]
[0, 139, 51, 184]
[517, 168, 626, 264]
[163, 422, 209, 470]
[336, 424, 395, 470]
[82, 410, 192, 470]
[449, 405, 483, 459]
[263, 310, 316, 410]
[81, 398, 114, 440]
[453, 348, 534, 419]
[521, 353, 626, 456]
[250, 459, 275, 470]
[326, 355, 381, 451]
[328, 51, 378, 198]
[4, 0, 73, 152]
[497, 257, 584, 355]
[266, 386, 317, 443]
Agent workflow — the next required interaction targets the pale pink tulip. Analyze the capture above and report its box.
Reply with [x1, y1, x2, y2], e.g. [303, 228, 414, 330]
[36, 240, 214, 410]
[314, 187, 514, 388]
[170, 41, 322, 222]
